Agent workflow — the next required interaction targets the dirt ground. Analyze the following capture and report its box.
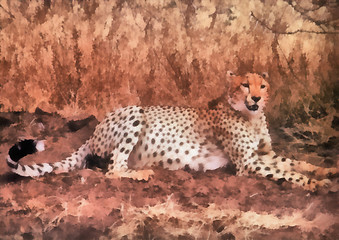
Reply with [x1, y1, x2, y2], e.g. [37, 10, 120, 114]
[0, 109, 338, 240]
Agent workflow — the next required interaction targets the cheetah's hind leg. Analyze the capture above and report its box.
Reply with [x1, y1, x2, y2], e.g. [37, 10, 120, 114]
[105, 147, 154, 181]
[103, 116, 154, 181]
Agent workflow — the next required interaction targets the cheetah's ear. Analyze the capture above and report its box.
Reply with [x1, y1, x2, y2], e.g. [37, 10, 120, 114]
[226, 71, 235, 77]
[226, 71, 236, 81]
[261, 72, 269, 79]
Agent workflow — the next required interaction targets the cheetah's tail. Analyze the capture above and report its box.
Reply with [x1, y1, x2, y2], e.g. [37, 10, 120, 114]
[6, 139, 89, 177]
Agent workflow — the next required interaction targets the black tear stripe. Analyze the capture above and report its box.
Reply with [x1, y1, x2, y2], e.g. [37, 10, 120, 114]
[8, 139, 38, 162]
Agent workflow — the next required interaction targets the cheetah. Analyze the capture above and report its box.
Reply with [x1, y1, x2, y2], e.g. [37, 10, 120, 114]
[6, 71, 337, 191]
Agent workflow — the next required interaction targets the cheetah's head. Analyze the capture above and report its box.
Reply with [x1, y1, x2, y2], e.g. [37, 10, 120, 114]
[227, 71, 269, 115]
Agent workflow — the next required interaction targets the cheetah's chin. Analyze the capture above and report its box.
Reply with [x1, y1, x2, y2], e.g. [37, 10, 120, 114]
[245, 103, 259, 111]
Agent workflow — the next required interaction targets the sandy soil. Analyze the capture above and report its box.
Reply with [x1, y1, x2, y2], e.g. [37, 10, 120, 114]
[0, 109, 338, 240]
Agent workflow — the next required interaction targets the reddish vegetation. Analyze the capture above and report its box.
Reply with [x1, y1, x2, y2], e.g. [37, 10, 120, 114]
[0, 111, 338, 239]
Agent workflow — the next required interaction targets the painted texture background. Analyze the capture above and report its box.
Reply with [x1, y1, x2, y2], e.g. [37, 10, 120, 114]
[0, 1, 339, 239]
[1, 0, 338, 126]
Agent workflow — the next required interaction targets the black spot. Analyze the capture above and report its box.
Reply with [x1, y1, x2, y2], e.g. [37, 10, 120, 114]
[176, 158, 180, 163]
[185, 150, 189, 155]
[264, 167, 270, 171]
[281, 158, 286, 162]
[255, 167, 261, 171]
[160, 151, 165, 156]
[133, 120, 140, 126]
[129, 116, 135, 121]
[126, 138, 132, 143]
[26, 165, 34, 172]
[276, 169, 280, 173]
[151, 138, 155, 144]
[153, 152, 157, 157]
[120, 147, 125, 153]
[139, 109, 144, 113]
[257, 151, 268, 156]
[266, 174, 273, 178]
[167, 159, 173, 164]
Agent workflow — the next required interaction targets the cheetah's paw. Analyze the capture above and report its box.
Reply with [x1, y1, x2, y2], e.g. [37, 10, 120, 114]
[130, 169, 154, 181]
[315, 167, 338, 178]
[304, 179, 332, 192]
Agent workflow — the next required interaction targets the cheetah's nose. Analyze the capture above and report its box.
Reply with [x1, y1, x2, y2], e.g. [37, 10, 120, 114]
[251, 96, 261, 103]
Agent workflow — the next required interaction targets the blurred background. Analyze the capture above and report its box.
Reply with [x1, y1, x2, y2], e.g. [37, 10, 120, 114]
[0, 0, 338, 133]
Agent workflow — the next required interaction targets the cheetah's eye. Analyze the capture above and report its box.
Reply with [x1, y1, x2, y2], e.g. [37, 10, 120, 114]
[261, 85, 266, 89]
[241, 83, 249, 88]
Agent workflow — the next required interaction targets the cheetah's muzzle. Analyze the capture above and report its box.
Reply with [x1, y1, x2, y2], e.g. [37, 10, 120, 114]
[245, 102, 259, 111]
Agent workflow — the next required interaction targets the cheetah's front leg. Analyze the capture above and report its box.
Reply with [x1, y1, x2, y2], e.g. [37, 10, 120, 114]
[242, 153, 332, 191]
[290, 160, 338, 178]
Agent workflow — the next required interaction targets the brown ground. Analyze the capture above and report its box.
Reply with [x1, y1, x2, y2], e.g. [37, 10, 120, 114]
[0, 109, 338, 240]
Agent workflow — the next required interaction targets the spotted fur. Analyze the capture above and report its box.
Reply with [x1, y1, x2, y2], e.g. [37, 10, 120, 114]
[6, 72, 337, 191]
